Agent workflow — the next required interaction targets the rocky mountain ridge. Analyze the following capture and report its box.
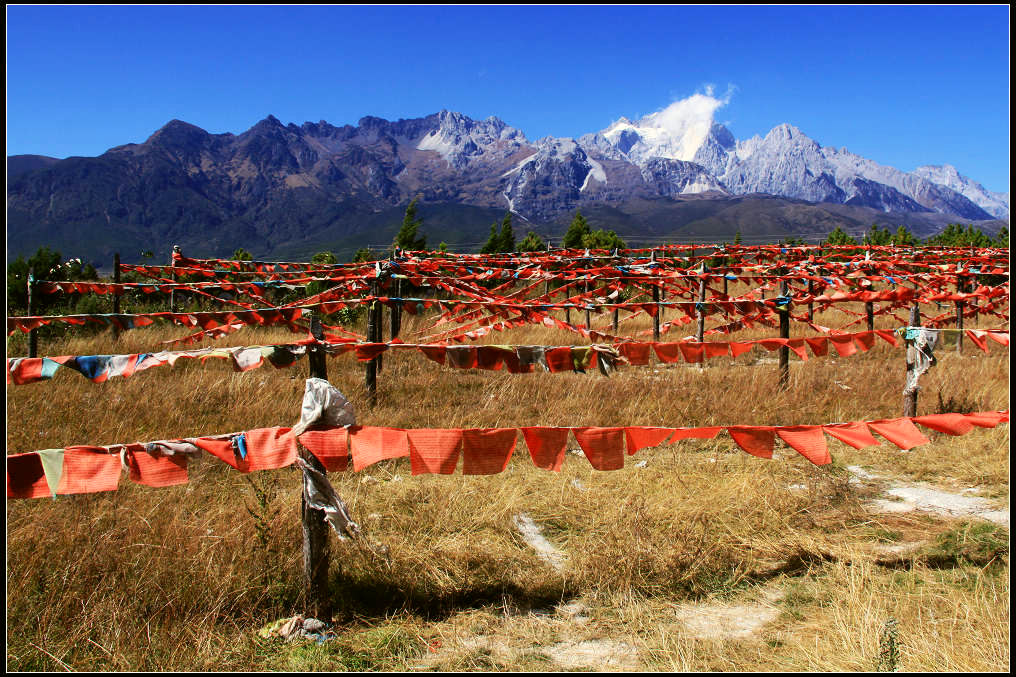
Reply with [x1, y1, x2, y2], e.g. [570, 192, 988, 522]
[7, 106, 1007, 262]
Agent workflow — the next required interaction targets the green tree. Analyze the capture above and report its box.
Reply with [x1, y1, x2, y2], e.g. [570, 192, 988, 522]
[994, 225, 1009, 247]
[480, 222, 501, 254]
[497, 212, 516, 252]
[311, 251, 338, 265]
[863, 223, 892, 246]
[582, 229, 626, 251]
[824, 225, 857, 245]
[563, 210, 592, 249]
[733, 230, 742, 245]
[890, 226, 918, 247]
[393, 198, 427, 251]
[7, 246, 99, 315]
[232, 248, 253, 261]
[352, 247, 378, 263]
[518, 231, 546, 252]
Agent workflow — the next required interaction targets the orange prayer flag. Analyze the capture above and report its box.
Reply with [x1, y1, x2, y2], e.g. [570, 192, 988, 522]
[572, 427, 625, 471]
[624, 427, 676, 455]
[127, 445, 188, 487]
[298, 427, 350, 471]
[349, 426, 409, 471]
[912, 414, 974, 436]
[776, 425, 831, 466]
[521, 427, 570, 472]
[823, 422, 882, 449]
[408, 429, 463, 475]
[462, 428, 517, 475]
[726, 426, 776, 459]
[244, 427, 298, 471]
[58, 447, 121, 495]
[867, 418, 930, 450]
[6, 453, 51, 499]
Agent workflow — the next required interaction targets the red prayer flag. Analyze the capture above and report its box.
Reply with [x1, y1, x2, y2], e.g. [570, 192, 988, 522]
[703, 343, 731, 359]
[408, 429, 463, 475]
[828, 335, 858, 357]
[298, 427, 350, 471]
[853, 331, 876, 352]
[572, 427, 625, 471]
[653, 343, 682, 363]
[805, 337, 829, 357]
[867, 418, 931, 450]
[726, 426, 776, 459]
[462, 428, 517, 475]
[678, 343, 705, 363]
[964, 330, 989, 353]
[244, 427, 298, 471]
[963, 411, 1007, 428]
[822, 422, 882, 449]
[729, 341, 754, 358]
[912, 414, 974, 436]
[127, 446, 189, 487]
[6, 453, 50, 498]
[58, 447, 121, 494]
[349, 426, 409, 471]
[616, 342, 652, 366]
[521, 427, 570, 472]
[545, 347, 574, 372]
[776, 426, 831, 466]
[624, 427, 676, 455]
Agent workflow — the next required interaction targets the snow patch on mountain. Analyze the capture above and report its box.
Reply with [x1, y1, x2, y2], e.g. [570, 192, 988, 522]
[581, 156, 607, 192]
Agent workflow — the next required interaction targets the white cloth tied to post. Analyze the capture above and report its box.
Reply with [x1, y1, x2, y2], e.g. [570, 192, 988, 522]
[292, 378, 361, 540]
[292, 377, 356, 437]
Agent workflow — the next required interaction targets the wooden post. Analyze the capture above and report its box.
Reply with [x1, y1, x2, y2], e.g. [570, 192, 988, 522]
[112, 253, 121, 341]
[651, 283, 660, 341]
[777, 273, 790, 390]
[389, 277, 402, 340]
[903, 304, 921, 417]
[365, 281, 381, 405]
[696, 269, 707, 370]
[955, 275, 964, 354]
[301, 312, 331, 620]
[27, 267, 38, 358]
[807, 278, 815, 324]
[865, 277, 876, 333]
[584, 280, 591, 330]
[170, 245, 181, 313]
[544, 240, 552, 298]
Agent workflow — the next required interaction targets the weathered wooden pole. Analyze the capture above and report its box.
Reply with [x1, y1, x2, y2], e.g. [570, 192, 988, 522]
[112, 253, 122, 341]
[807, 278, 815, 324]
[365, 280, 382, 405]
[27, 267, 38, 358]
[955, 274, 964, 354]
[696, 268, 707, 370]
[389, 277, 402, 340]
[903, 304, 921, 417]
[865, 277, 876, 333]
[170, 245, 181, 313]
[301, 311, 331, 620]
[584, 280, 591, 330]
[777, 272, 790, 390]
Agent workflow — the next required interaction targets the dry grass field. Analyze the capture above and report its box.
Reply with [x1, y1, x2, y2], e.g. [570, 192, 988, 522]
[6, 295, 1009, 672]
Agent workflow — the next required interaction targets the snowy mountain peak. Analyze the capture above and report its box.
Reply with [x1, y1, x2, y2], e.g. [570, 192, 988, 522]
[914, 164, 1009, 220]
[600, 93, 729, 165]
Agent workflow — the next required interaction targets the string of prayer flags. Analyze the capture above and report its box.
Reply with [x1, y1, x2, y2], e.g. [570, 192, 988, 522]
[8, 411, 1007, 498]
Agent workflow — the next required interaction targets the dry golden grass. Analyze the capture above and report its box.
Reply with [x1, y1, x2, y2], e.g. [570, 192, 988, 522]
[5, 291, 1009, 671]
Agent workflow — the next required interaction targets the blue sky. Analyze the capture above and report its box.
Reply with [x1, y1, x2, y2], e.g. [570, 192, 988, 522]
[6, 5, 1010, 192]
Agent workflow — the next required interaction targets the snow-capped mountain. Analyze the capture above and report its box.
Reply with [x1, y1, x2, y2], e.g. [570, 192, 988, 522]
[7, 96, 1007, 262]
[585, 100, 1006, 221]
[913, 164, 1009, 220]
